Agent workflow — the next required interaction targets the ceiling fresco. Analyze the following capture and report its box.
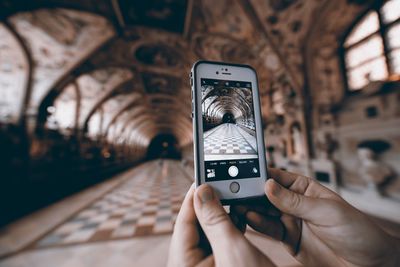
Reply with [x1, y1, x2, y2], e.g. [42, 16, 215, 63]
[87, 92, 143, 137]
[135, 44, 183, 68]
[116, 0, 189, 33]
[249, 0, 323, 88]
[141, 72, 182, 95]
[0, 24, 28, 124]
[77, 68, 133, 126]
[8, 8, 115, 116]
[198, 0, 259, 41]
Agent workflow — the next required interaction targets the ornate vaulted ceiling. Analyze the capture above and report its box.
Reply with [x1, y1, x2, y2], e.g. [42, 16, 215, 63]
[0, 0, 371, 155]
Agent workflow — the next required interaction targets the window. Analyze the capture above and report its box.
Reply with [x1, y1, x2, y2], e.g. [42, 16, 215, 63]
[343, 0, 400, 90]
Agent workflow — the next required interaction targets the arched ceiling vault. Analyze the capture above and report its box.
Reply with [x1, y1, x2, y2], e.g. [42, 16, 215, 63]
[83, 77, 143, 132]
[103, 97, 149, 135]
[0, 21, 31, 125]
[1, 0, 375, 159]
[8, 8, 116, 118]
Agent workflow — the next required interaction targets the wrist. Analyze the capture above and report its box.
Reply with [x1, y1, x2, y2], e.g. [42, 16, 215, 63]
[383, 236, 400, 267]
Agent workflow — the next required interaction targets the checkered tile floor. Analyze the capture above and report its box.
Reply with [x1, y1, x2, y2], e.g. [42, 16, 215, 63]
[35, 160, 192, 248]
[204, 123, 256, 155]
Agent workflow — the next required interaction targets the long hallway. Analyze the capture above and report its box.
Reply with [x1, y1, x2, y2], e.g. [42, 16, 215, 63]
[0, 160, 193, 267]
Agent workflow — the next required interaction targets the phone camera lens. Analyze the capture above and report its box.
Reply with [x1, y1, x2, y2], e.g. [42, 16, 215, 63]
[225, 68, 228, 71]
[216, 71, 219, 74]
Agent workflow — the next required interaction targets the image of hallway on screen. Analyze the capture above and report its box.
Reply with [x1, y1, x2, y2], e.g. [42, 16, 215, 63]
[201, 79, 258, 161]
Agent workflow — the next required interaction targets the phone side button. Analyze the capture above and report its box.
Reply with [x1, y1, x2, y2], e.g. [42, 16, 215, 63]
[229, 182, 240, 194]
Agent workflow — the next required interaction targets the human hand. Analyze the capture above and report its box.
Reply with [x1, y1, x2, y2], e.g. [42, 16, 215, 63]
[233, 168, 400, 267]
[167, 184, 276, 267]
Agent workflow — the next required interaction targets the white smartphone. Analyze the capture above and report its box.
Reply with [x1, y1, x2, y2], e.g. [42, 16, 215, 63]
[190, 60, 268, 204]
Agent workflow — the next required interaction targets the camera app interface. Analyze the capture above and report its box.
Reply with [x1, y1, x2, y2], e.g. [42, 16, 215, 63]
[201, 78, 260, 181]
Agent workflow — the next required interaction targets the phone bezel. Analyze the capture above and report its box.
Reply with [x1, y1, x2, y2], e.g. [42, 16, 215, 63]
[191, 60, 268, 204]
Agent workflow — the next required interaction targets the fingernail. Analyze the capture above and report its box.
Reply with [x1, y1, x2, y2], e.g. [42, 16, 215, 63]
[270, 180, 281, 196]
[200, 186, 214, 203]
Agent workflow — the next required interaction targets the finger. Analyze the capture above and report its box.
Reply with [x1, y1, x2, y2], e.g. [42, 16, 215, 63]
[245, 211, 301, 256]
[231, 204, 281, 220]
[175, 184, 196, 227]
[280, 214, 302, 255]
[265, 179, 322, 222]
[231, 195, 281, 218]
[169, 184, 205, 265]
[268, 168, 301, 187]
[194, 184, 242, 253]
[172, 184, 202, 252]
[243, 207, 301, 252]
[229, 210, 246, 233]
[231, 205, 249, 217]
[246, 203, 281, 217]
[245, 211, 285, 241]
[269, 168, 341, 200]
[196, 256, 214, 267]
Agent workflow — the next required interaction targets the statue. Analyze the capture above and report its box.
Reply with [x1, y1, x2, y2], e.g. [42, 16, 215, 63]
[316, 132, 337, 160]
[290, 123, 305, 161]
[266, 146, 276, 168]
[357, 140, 394, 196]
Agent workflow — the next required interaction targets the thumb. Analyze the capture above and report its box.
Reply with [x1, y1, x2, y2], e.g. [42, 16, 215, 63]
[194, 184, 242, 253]
[265, 179, 321, 222]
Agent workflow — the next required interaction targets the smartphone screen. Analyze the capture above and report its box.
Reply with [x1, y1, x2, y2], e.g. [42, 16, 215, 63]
[201, 78, 260, 181]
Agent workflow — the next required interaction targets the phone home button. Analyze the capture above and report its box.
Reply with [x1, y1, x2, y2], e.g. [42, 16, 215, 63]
[229, 182, 240, 194]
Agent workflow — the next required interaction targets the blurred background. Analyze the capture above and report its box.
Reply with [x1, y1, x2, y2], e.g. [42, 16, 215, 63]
[0, 0, 399, 266]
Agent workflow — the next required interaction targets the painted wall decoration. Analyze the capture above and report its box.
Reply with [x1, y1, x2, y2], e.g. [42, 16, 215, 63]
[88, 92, 143, 137]
[249, 0, 323, 87]
[135, 43, 183, 68]
[8, 8, 115, 114]
[0, 24, 28, 124]
[117, 0, 189, 33]
[76, 68, 133, 127]
[141, 72, 181, 95]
